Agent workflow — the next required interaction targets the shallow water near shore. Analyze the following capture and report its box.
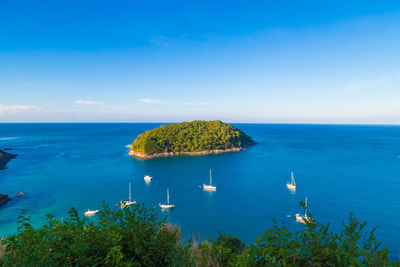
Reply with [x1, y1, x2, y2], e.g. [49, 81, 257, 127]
[0, 123, 400, 259]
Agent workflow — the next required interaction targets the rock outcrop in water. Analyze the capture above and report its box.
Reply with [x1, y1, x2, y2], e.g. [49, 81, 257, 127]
[0, 193, 11, 207]
[0, 149, 17, 170]
[0, 150, 17, 207]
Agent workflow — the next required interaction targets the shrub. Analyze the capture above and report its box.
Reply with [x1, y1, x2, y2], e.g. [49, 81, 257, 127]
[1, 203, 398, 266]
[191, 233, 245, 266]
[237, 207, 398, 266]
[0, 204, 191, 266]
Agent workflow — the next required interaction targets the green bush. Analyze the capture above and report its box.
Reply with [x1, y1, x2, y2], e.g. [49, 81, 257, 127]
[0, 204, 191, 266]
[237, 208, 398, 266]
[191, 232, 245, 266]
[130, 120, 255, 155]
[1, 203, 398, 266]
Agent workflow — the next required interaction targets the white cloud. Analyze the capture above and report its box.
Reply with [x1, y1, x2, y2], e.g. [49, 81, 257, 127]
[138, 98, 213, 105]
[0, 104, 41, 115]
[182, 102, 213, 105]
[139, 98, 165, 104]
[75, 99, 102, 105]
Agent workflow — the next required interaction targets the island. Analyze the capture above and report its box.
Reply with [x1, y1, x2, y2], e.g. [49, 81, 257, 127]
[127, 120, 255, 159]
[0, 149, 17, 170]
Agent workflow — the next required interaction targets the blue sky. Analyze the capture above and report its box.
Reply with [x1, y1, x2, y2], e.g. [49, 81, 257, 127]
[1, 0, 400, 123]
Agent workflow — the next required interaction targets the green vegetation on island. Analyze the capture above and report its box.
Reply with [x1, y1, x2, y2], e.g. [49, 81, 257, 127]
[129, 120, 255, 158]
[1, 204, 397, 266]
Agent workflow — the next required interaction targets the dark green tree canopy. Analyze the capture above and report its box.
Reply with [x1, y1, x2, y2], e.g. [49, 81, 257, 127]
[130, 120, 255, 155]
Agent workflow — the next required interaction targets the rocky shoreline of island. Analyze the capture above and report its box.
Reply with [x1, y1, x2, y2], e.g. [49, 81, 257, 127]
[0, 149, 17, 170]
[127, 145, 246, 159]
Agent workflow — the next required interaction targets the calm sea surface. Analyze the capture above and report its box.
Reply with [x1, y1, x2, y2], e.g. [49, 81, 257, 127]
[0, 123, 399, 259]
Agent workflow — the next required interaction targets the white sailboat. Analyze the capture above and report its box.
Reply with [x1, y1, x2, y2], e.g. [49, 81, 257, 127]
[144, 175, 152, 183]
[84, 209, 99, 216]
[286, 171, 296, 191]
[159, 188, 175, 209]
[120, 182, 136, 208]
[296, 197, 312, 223]
[203, 169, 217, 191]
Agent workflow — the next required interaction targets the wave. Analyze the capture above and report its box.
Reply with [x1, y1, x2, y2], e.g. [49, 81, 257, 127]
[0, 137, 18, 141]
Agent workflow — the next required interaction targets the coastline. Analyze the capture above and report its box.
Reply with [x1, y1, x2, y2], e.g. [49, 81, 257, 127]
[126, 145, 246, 159]
[0, 150, 17, 170]
[0, 150, 17, 207]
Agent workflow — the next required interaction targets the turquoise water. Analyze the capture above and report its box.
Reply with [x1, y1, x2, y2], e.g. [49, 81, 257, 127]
[0, 123, 400, 259]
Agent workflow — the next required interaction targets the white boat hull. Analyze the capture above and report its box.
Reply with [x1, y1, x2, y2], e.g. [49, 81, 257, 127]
[296, 213, 312, 224]
[144, 175, 152, 183]
[159, 203, 175, 209]
[84, 210, 99, 216]
[286, 183, 296, 191]
[203, 184, 216, 191]
[120, 200, 137, 208]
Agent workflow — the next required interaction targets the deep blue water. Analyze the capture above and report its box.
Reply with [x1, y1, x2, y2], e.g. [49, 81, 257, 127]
[0, 123, 400, 259]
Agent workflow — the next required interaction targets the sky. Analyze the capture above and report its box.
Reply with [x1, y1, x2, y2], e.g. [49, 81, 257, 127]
[1, 0, 400, 123]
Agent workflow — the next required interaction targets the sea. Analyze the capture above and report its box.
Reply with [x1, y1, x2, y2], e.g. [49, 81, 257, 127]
[0, 123, 399, 259]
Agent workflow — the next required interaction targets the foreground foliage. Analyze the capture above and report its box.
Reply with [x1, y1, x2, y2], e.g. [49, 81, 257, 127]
[1, 204, 398, 266]
[237, 215, 396, 266]
[1, 205, 190, 266]
[130, 120, 255, 155]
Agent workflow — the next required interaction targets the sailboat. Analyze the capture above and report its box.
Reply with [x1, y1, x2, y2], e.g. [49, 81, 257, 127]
[120, 182, 136, 208]
[203, 169, 217, 191]
[84, 209, 99, 216]
[144, 175, 153, 183]
[286, 171, 296, 191]
[296, 197, 312, 223]
[159, 188, 175, 209]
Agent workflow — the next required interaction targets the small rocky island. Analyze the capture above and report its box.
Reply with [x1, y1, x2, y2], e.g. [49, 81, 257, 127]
[0, 149, 17, 170]
[0, 149, 17, 207]
[127, 120, 255, 159]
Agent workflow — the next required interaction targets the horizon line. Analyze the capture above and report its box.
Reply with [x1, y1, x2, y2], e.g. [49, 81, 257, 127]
[0, 121, 399, 126]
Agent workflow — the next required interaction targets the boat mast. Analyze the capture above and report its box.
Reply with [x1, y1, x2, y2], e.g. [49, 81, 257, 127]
[210, 169, 212, 185]
[305, 197, 308, 217]
[167, 188, 170, 204]
[291, 172, 295, 186]
[129, 182, 131, 202]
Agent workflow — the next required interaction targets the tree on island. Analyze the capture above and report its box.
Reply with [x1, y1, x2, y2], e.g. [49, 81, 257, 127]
[129, 120, 255, 157]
